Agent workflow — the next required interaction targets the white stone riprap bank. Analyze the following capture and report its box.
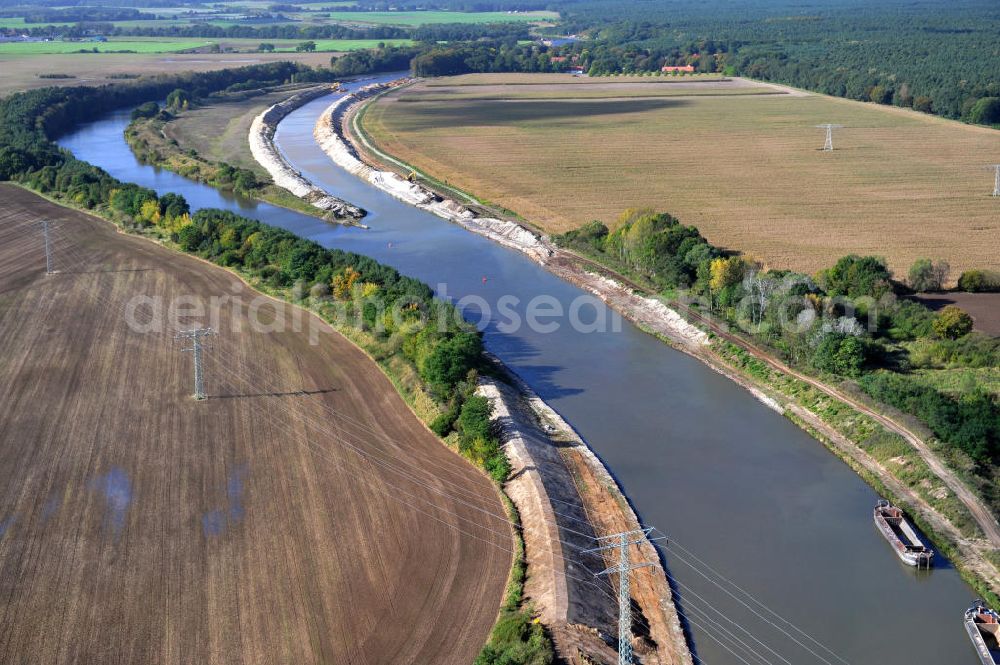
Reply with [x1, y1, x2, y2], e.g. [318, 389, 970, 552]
[315, 81, 712, 352]
[313, 83, 553, 262]
[248, 84, 365, 223]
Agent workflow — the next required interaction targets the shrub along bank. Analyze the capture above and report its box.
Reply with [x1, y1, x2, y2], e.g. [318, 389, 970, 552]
[124, 98, 326, 218]
[554, 209, 1000, 514]
[126, 113, 263, 196]
[0, 73, 551, 664]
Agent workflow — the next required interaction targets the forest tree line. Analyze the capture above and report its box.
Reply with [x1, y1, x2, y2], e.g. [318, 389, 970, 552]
[9, 0, 999, 125]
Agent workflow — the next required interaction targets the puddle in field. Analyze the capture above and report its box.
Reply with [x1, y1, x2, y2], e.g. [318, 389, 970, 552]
[92, 466, 131, 536]
[202, 464, 249, 537]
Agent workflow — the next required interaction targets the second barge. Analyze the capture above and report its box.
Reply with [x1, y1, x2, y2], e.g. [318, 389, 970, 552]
[965, 601, 1000, 664]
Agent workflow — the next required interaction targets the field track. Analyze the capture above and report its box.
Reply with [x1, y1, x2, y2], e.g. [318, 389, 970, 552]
[0, 185, 510, 664]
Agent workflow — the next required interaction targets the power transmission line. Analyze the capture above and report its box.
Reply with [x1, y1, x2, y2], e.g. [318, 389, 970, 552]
[175, 327, 215, 399]
[37, 217, 848, 664]
[584, 528, 664, 665]
[41, 220, 53, 274]
[47, 228, 840, 662]
[29, 218, 853, 665]
[815, 124, 843, 151]
[194, 296, 853, 665]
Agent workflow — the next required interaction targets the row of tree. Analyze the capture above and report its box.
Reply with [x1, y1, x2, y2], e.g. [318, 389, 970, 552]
[5, 14, 531, 45]
[0, 62, 510, 489]
[7, 0, 1000, 127]
[555, 211, 1000, 468]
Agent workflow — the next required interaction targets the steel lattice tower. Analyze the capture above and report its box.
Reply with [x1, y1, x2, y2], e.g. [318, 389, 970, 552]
[585, 528, 664, 665]
[815, 123, 843, 151]
[176, 328, 215, 399]
[41, 220, 53, 274]
[991, 164, 1000, 197]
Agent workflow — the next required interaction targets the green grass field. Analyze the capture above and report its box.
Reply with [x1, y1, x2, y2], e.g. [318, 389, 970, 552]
[0, 7, 554, 32]
[0, 39, 213, 54]
[211, 0, 357, 7]
[0, 18, 72, 28]
[239, 38, 412, 52]
[914, 368, 1000, 397]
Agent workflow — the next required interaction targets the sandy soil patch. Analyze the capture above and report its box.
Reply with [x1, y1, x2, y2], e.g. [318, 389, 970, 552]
[481, 376, 692, 665]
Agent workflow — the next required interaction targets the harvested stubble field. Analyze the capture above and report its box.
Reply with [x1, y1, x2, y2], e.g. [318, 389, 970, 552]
[0, 51, 334, 97]
[413, 73, 770, 100]
[363, 74, 1000, 278]
[0, 185, 510, 664]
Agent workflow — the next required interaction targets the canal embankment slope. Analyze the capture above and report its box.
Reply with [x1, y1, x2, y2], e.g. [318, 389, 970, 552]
[248, 84, 367, 222]
[313, 81, 554, 262]
[269, 83, 695, 663]
[320, 81, 1000, 606]
[482, 375, 692, 664]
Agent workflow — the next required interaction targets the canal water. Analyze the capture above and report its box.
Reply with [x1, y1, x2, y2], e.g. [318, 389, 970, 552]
[57, 76, 978, 664]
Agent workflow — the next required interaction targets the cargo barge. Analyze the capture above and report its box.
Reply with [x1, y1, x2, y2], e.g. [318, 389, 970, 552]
[873, 500, 934, 568]
[965, 601, 1000, 664]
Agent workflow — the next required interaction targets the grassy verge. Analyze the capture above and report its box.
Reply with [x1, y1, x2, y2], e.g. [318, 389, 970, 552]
[476, 493, 554, 665]
[712, 338, 979, 536]
[708, 337, 1000, 606]
[125, 111, 326, 219]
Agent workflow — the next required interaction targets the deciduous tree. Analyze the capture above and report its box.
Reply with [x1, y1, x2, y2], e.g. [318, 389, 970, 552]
[908, 258, 949, 292]
[933, 305, 973, 339]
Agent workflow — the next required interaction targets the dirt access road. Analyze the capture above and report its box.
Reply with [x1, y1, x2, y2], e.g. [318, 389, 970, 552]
[552, 248, 1000, 550]
[0, 185, 510, 665]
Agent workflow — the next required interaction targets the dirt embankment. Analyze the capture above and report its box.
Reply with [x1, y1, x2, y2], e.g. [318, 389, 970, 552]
[0, 184, 510, 665]
[248, 84, 366, 223]
[480, 376, 692, 665]
[313, 82, 554, 262]
[329, 84, 1000, 599]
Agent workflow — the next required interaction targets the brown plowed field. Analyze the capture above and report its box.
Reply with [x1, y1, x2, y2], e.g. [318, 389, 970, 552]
[0, 185, 510, 665]
[909, 292, 1000, 336]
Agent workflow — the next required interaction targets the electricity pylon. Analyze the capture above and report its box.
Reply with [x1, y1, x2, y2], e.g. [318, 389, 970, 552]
[41, 220, 53, 274]
[584, 527, 665, 665]
[815, 123, 843, 151]
[990, 164, 1000, 197]
[176, 328, 215, 399]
